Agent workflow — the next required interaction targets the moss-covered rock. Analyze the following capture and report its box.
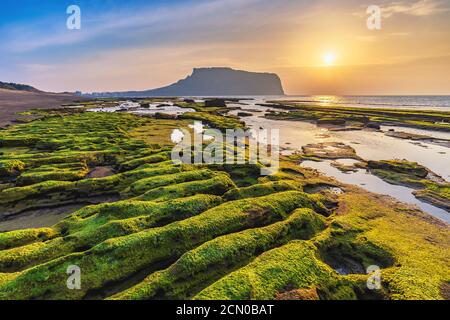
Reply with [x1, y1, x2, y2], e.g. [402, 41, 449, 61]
[113, 208, 326, 300]
[0, 191, 323, 299]
[0, 103, 448, 301]
[194, 241, 342, 300]
[0, 160, 25, 179]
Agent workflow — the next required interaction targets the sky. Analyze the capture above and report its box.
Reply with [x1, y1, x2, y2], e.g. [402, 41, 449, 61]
[0, 0, 449, 95]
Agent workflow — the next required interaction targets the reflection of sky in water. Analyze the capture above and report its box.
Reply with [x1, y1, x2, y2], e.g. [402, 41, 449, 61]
[88, 101, 195, 115]
[87, 101, 141, 112]
[270, 95, 450, 112]
[228, 99, 449, 222]
[229, 102, 450, 181]
[301, 160, 449, 223]
[132, 105, 195, 115]
[381, 125, 450, 140]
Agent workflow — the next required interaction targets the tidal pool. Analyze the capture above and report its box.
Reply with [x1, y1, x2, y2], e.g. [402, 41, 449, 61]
[228, 99, 449, 222]
[88, 101, 195, 115]
[229, 101, 450, 181]
[300, 160, 449, 223]
[87, 101, 141, 112]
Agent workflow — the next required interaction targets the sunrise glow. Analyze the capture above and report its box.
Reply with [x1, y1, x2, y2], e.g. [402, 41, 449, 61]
[323, 53, 337, 66]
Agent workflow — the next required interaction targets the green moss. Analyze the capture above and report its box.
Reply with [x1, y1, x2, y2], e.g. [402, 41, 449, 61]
[0, 195, 222, 272]
[134, 172, 236, 202]
[0, 102, 448, 301]
[0, 160, 25, 178]
[0, 228, 58, 251]
[0, 165, 182, 215]
[414, 182, 450, 211]
[16, 163, 89, 185]
[367, 160, 429, 178]
[124, 169, 216, 196]
[120, 151, 171, 170]
[0, 180, 75, 205]
[324, 189, 450, 299]
[113, 208, 326, 300]
[194, 241, 342, 300]
[0, 191, 323, 299]
[223, 181, 301, 200]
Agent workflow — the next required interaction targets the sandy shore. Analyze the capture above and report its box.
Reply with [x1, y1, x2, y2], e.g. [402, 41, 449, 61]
[0, 89, 85, 127]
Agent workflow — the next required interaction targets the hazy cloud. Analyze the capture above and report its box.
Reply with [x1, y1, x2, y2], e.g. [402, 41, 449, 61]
[381, 0, 449, 18]
[1, 0, 449, 94]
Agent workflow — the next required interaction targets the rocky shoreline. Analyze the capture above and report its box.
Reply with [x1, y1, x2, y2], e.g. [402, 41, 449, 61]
[0, 99, 448, 300]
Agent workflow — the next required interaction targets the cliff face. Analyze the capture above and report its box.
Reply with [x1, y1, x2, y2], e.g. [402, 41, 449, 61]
[88, 67, 285, 97]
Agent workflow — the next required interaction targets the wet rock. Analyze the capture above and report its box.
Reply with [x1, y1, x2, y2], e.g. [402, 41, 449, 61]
[237, 112, 253, 117]
[319, 241, 394, 275]
[302, 142, 361, 160]
[303, 183, 342, 195]
[205, 99, 226, 108]
[367, 160, 429, 178]
[86, 166, 115, 179]
[317, 118, 346, 126]
[330, 161, 359, 173]
[365, 122, 381, 130]
[154, 113, 177, 119]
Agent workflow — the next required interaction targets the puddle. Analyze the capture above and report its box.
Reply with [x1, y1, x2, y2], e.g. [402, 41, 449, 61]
[66, 105, 85, 109]
[334, 159, 360, 166]
[131, 105, 195, 116]
[228, 100, 450, 182]
[319, 239, 394, 276]
[86, 166, 115, 179]
[225, 99, 450, 221]
[325, 255, 366, 275]
[87, 101, 195, 116]
[381, 125, 450, 141]
[87, 101, 141, 112]
[0, 204, 85, 232]
[300, 160, 449, 222]
[0, 195, 120, 232]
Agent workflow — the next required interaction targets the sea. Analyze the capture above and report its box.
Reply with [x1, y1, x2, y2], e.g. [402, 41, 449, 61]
[231, 95, 450, 112]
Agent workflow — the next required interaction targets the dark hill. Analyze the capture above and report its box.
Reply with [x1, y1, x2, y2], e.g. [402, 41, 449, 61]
[85, 67, 285, 97]
[0, 81, 41, 92]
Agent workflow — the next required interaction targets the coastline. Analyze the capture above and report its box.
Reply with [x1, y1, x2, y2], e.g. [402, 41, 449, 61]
[0, 97, 448, 300]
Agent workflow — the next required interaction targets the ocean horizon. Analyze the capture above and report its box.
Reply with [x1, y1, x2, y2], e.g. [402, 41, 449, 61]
[175, 95, 450, 111]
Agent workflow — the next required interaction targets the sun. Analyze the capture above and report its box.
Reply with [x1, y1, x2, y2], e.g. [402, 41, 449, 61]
[323, 53, 336, 66]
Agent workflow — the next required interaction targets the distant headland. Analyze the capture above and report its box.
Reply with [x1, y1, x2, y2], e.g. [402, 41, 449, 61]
[82, 67, 285, 97]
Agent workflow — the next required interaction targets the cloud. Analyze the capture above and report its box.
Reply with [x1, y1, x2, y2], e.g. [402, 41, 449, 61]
[381, 0, 449, 18]
[1, 0, 283, 53]
[355, 32, 410, 42]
